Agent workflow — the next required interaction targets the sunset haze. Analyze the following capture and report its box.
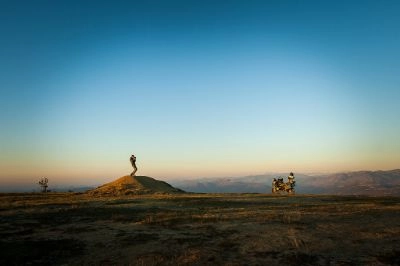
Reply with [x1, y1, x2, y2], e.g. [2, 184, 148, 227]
[1, 0, 399, 189]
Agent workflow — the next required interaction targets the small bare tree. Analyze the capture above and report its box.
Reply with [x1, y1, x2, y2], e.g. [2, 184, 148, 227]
[38, 177, 49, 193]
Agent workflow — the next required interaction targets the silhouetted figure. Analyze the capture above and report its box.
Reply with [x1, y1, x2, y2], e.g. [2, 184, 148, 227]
[272, 178, 277, 193]
[288, 172, 295, 184]
[130, 154, 137, 176]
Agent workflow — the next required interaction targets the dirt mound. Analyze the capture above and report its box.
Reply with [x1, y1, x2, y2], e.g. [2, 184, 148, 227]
[88, 175, 185, 196]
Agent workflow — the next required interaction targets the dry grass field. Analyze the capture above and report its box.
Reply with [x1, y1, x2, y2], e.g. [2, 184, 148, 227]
[0, 193, 399, 265]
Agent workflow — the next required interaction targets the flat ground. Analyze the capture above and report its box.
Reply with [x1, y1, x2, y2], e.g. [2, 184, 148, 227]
[0, 193, 399, 265]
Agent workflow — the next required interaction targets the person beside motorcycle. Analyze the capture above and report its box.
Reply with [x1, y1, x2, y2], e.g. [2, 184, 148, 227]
[288, 172, 295, 184]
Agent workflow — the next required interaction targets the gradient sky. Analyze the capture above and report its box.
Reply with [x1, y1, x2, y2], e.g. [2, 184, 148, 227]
[1, 0, 399, 187]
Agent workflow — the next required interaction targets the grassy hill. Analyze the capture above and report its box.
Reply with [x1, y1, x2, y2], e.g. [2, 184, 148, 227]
[88, 175, 184, 196]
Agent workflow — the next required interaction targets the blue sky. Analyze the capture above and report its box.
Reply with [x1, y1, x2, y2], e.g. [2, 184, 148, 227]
[1, 0, 399, 186]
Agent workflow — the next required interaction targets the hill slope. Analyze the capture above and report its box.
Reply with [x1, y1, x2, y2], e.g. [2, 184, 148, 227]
[88, 175, 184, 196]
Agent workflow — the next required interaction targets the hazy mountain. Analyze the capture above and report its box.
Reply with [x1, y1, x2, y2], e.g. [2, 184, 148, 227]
[170, 173, 313, 194]
[170, 170, 400, 196]
[299, 169, 400, 196]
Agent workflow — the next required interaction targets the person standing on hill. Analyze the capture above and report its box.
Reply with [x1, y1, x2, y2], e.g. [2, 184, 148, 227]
[130, 154, 137, 176]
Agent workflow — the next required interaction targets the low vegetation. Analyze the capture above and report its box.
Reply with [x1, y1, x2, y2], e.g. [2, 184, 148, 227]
[0, 193, 399, 265]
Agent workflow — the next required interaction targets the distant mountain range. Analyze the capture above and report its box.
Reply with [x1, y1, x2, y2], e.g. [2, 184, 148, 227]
[169, 169, 400, 196]
[2, 169, 399, 195]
